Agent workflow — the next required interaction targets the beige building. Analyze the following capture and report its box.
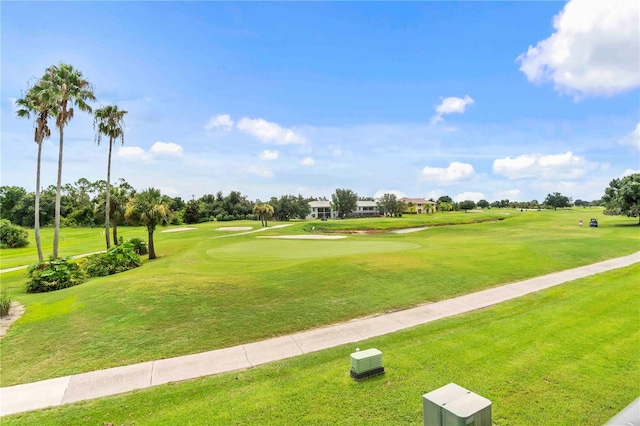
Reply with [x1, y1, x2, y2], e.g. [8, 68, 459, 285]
[400, 197, 436, 214]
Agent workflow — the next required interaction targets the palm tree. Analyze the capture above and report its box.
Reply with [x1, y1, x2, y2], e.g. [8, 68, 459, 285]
[252, 203, 274, 227]
[94, 105, 127, 249]
[41, 63, 95, 258]
[125, 188, 170, 259]
[15, 79, 56, 262]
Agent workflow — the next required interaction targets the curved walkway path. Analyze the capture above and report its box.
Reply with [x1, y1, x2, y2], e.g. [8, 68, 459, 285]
[1, 251, 638, 416]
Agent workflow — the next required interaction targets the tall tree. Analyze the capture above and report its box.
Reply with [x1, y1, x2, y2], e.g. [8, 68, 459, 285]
[41, 63, 95, 258]
[544, 192, 571, 211]
[125, 188, 170, 259]
[602, 173, 640, 224]
[94, 105, 127, 249]
[331, 188, 358, 218]
[253, 203, 274, 227]
[15, 79, 56, 262]
[377, 193, 406, 217]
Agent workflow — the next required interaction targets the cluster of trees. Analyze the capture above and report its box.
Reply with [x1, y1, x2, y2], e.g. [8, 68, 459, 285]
[14, 62, 132, 260]
[603, 174, 640, 224]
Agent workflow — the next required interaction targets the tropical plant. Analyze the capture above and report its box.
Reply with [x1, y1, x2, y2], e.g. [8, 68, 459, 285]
[41, 63, 95, 258]
[26, 257, 86, 293]
[93, 105, 127, 249]
[83, 243, 141, 277]
[125, 188, 171, 259]
[0, 219, 29, 248]
[253, 203, 274, 227]
[0, 289, 11, 317]
[15, 79, 56, 261]
[127, 237, 148, 255]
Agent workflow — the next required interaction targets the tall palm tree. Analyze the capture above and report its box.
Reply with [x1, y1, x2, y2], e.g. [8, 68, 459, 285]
[94, 105, 127, 249]
[15, 79, 56, 262]
[125, 188, 170, 259]
[41, 63, 95, 259]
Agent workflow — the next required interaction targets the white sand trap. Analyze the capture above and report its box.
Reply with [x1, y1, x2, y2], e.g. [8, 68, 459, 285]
[162, 227, 197, 233]
[257, 235, 347, 240]
[217, 227, 253, 231]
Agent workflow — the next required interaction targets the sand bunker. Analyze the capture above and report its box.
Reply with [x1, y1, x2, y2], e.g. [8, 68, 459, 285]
[161, 227, 197, 233]
[257, 235, 347, 240]
[217, 227, 253, 231]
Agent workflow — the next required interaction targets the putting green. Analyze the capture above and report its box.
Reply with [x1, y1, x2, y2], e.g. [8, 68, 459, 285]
[207, 239, 420, 262]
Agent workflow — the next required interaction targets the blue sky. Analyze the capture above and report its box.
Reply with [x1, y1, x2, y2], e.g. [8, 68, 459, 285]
[2, 1, 638, 203]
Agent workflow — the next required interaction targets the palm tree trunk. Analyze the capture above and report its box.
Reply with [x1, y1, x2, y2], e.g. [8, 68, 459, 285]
[112, 218, 118, 246]
[34, 141, 44, 262]
[105, 138, 113, 249]
[148, 228, 156, 259]
[53, 126, 64, 259]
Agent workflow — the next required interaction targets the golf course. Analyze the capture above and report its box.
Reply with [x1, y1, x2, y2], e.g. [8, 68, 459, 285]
[1, 208, 638, 425]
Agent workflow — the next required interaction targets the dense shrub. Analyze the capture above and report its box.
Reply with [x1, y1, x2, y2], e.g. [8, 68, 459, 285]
[26, 257, 86, 293]
[0, 219, 29, 248]
[0, 289, 11, 317]
[84, 243, 141, 278]
[127, 237, 148, 255]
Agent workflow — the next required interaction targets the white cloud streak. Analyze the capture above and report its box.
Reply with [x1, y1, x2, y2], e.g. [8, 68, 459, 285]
[517, 0, 640, 97]
[204, 114, 234, 131]
[300, 156, 315, 166]
[247, 165, 274, 178]
[430, 95, 474, 124]
[150, 141, 183, 156]
[454, 192, 485, 203]
[493, 151, 593, 179]
[237, 117, 305, 145]
[619, 123, 640, 151]
[421, 162, 476, 184]
[259, 150, 279, 161]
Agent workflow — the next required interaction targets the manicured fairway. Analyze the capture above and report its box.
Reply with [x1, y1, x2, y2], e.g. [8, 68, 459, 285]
[0, 210, 638, 387]
[3, 264, 638, 425]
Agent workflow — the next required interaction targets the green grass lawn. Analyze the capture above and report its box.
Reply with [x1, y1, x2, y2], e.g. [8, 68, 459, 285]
[0, 209, 638, 387]
[4, 264, 638, 425]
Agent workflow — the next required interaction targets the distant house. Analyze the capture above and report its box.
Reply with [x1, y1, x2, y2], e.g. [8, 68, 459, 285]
[307, 200, 380, 219]
[400, 197, 436, 214]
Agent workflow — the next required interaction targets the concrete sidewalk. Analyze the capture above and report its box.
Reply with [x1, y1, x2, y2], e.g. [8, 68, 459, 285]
[1, 251, 638, 416]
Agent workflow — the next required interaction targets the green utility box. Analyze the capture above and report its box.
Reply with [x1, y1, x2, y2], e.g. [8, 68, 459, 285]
[350, 348, 384, 381]
[423, 383, 492, 426]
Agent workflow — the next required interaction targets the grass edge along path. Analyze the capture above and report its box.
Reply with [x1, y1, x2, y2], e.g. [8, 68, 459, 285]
[1, 252, 638, 420]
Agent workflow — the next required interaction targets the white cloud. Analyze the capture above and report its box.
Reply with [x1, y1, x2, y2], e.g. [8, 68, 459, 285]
[454, 192, 485, 203]
[621, 168, 640, 178]
[259, 150, 279, 161]
[204, 114, 234, 131]
[430, 95, 474, 125]
[517, 0, 640, 97]
[619, 123, 640, 150]
[329, 145, 342, 157]
[117, 146, 152, 162]
[493, 152, 593, 179]
[300, 156, 315, 166]
[158, 186, 179, 196]
[247, 165, 274, 178]
[150, 141, 183, 156]
[237, 117, 305, 145]
[373, 189, 407, 199]
[421, 162, 476, 184]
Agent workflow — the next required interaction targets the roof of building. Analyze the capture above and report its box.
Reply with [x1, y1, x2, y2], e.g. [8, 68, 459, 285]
[400, 197, 436, 205]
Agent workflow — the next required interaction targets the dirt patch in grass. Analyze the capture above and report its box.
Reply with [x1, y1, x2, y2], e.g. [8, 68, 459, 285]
[1, 302, 25, 338]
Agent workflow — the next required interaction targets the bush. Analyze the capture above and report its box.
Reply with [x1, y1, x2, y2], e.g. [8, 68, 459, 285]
[128, 237, 148, 255]
[26, 257, 86, 293]
[0, 219, 29, 248]
[84, 243, 142, 278]
[0, 289, 11, 317]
